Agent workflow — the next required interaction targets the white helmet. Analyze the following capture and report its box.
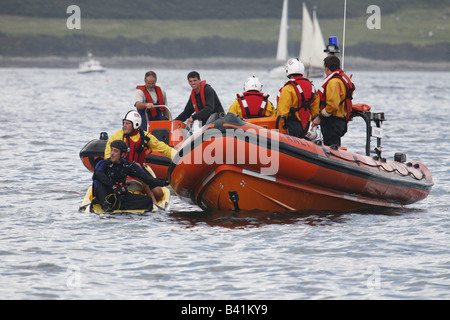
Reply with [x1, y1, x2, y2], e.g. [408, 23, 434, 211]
[123, 110, 142, 130]
[285, 58, 305, 77]
[243, 76, 263, 92]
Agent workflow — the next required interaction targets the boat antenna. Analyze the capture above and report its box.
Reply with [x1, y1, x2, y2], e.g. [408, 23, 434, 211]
[342, 0, 347, 69]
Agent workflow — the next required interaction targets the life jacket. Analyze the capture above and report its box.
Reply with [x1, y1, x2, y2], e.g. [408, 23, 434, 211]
[136, 85, 166, 118]
[318, 69, 355, 121]
[279, 76, 315, 131]
[123, 129, 150, 166]
[190, 80, 207, 113]
[236, 91, 269, 119]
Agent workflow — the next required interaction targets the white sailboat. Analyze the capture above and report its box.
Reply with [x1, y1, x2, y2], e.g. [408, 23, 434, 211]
[269, 2, 326, 78]
[299, 3, 327, 77]
[276, 0, 289, 62]
[269, 0, 289, 78]
[268, 0, 289, 78]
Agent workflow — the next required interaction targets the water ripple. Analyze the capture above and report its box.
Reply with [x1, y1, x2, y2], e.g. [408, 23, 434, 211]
[0, 68, 448, 300]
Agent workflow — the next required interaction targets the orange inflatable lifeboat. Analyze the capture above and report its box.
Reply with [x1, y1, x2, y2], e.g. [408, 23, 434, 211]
[168, 108, 433, 212]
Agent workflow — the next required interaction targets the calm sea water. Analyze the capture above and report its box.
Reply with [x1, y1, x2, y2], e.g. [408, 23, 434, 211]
[0, 67, 449, 300]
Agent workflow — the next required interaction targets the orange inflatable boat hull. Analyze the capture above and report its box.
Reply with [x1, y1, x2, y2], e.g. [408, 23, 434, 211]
[168, 114, 433, 212]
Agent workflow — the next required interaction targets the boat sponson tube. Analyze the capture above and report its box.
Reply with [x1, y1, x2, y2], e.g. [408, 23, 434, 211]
[145, 153, 171, 167]
[79, 138, 108, 171]
[169, 115, 433, 197]
[79, 138, 107, 159]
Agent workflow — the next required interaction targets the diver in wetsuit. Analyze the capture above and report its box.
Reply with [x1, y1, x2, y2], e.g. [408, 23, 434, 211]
[93, 140, 167, 212]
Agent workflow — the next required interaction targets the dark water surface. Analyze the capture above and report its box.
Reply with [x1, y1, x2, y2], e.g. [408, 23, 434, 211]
[0, 68, 449, 299]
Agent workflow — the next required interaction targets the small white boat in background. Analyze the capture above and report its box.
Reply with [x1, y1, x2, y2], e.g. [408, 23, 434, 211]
[78, 53, 106, 74]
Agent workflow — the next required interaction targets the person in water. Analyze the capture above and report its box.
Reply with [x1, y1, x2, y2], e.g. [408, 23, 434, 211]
[135, 70, 169, 130]
[228, 76, 275, 119]
[105, 110, 175, 202]
[310, 55, 355, 146]
[175, 71, 224, 127]
[276, 58, 319, 138]
[93, 140, 167, 212]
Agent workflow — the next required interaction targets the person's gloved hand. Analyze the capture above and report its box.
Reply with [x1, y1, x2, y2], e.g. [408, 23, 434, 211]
[156, 178, 169, 187]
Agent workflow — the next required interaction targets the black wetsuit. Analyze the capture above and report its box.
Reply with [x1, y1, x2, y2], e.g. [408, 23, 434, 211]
[93, 158, 162, 211]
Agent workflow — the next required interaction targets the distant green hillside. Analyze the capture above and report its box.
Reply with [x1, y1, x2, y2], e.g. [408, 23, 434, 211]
[1, 0, 449, 19]
[1, 6, 449, 45]
[0, 1, 449, 61]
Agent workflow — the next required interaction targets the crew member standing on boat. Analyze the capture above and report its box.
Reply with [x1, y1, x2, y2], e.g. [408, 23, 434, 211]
[310, 55, 355, 146]
[135, 71, 169, 131]
[175, 71, 224, 127]
[276, 58, 319, 138]
[105, 111, 175, 202]
[93, 140, 166, 212]
[228, 76, 275, 119]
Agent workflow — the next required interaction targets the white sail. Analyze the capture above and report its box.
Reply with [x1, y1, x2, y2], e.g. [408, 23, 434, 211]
[299, 3, 313, 65]
[299, 3, 327, 74]
[271, 0, 327, 78]
[276, 0, 289, 61]
[310, 8, 327, 68]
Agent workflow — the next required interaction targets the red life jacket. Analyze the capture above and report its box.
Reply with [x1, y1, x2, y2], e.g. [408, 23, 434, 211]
[190, 80, 207, 113]
[123, 130, 150, 166]
[318, 69, 355, 121]
[236, 91, 269, 119]
[136, 85, 166, 118]
[279, 76, 315, 130]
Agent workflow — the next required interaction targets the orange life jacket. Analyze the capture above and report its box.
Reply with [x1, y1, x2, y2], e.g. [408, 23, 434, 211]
[190, 80, 207, 113]
[318, 69, 355, 121]
[136, 85, 166, 118]
[236, 91, 269, 119]
[123, 129, 150, 166]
